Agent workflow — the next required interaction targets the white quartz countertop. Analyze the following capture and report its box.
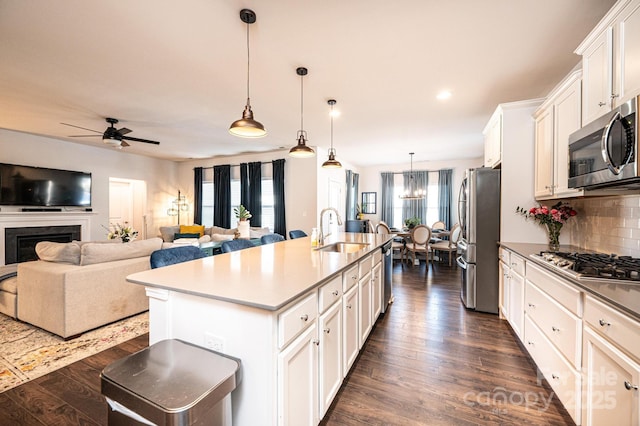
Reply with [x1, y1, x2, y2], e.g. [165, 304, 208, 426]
[127, 232, 392, 311]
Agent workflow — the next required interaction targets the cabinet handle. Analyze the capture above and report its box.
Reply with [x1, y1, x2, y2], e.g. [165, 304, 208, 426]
[611, 93, 619, 100]
[527, 341, 534, 346]
[312, 339, 319, 346]
[598, 319, 611, 327]
[347, 304, 352, 309]
[528, 303, 535, 308]
[323, 328, 331, 334]
[332, 290, 339, 296]
[598, 101, 607, 107]
[352, 275, 358, 281]
[624, 381, 638, 391]
[552, 374, 560, 380]
[552, 326, 560, 332]
[300, 314, 309, 322]
[511, 262, 517, 266]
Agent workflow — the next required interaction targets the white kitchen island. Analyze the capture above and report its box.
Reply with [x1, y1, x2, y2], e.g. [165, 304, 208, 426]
[127, 232, 392, 426]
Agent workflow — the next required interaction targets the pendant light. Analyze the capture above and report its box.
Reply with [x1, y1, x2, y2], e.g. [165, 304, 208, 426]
[399, 152, 425, 199]
[289, 67, 315, 157]
[229, 9, 267, 138]
[322, 99, 342, 169]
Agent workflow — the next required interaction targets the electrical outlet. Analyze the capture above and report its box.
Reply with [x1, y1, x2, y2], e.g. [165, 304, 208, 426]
[204, 332, 224, 352]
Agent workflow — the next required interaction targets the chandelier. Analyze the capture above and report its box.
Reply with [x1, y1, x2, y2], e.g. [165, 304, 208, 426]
[399, 152, 425, 199]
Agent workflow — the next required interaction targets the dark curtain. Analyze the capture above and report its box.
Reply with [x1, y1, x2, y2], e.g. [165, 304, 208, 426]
[380, 172, 395, 226]
[272, 159, 286, 236]
[193, 167, 203, 225]
[213, 165, 231, 228]
[438, 169, 453, 229]
[345, 170, 354, 220]
[240, 163, 250, 209]
[248, 161, 262, 226]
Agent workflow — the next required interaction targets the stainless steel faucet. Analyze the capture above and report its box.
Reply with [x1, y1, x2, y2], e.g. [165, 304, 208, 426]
[318, 207, 343, 246]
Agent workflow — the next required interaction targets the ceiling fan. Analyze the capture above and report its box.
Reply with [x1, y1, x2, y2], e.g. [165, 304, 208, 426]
[61, 117, 160, 148]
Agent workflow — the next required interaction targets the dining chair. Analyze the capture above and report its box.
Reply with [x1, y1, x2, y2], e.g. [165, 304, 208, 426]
[260, 233, 285, 245]
[366, 220, 376, 233]
[375, 222, 406, 262]
[150, 246, 205, 269]
[430, 223, 462, 266]
[221, 239, 254, 253]
[431, 220, 447, 231]
[405, 225, 433, 268]
[288, 230, 307, 239]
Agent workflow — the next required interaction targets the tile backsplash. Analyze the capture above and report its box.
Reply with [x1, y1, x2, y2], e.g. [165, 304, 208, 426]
[569, 194, 640, 257]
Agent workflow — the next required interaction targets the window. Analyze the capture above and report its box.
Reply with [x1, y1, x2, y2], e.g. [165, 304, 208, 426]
[229, 179, 274, 231]
[201, 168, 214, 226]
[391, 171, 440, 229]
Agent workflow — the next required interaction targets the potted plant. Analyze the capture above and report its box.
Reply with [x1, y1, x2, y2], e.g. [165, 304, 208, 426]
[404, 217, 421, 230]
[356, 204, 364, 220]
[234, 205, 252, 238]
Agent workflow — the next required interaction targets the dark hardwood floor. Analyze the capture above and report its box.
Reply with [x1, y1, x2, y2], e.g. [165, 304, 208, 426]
[0, 260, 574, 425]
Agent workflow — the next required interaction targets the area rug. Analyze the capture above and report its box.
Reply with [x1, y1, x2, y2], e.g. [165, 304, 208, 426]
[0, 312, 148, 393]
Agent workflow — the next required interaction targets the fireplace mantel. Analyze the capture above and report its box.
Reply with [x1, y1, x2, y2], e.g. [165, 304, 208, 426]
[0, 212, 95, 266]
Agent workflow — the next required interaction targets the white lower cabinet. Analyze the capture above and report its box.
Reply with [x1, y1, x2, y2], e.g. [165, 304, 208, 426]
[358, 271, 372, 348]
[278, 321, 318, 426]
[319, 299, 343, 417]
[342, 283, 359, 376]
[500, 248, 525, 339]
[372, 262, 382, 320]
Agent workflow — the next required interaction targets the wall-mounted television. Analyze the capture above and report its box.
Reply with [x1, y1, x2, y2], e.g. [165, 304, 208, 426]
[0, 163, 91, 207]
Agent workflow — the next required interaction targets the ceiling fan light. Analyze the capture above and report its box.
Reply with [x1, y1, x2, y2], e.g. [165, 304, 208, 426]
[289, 132, 315, 158]
[229, 103, 267, 138]
[102, 136, 121, 147]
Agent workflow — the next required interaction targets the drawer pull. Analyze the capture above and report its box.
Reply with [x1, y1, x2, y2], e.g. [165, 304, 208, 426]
[332, 290, 339, 296]
[527, 341, 534, 346]
[598, 101, 607, 107]
[552, 374, 560, 380]
[346, 304, 352, 309]
[598, 319, 611, 327]
[323, 328, 331, 334]
[528, 303, 535, 308]
[352, 275, 358, 281]
[511, 262, 517, 266]
[624, 381, 638, 391]
[552, 326, 560, 332]
[300, 314, 309, 322]
[312, 339, 319, 346]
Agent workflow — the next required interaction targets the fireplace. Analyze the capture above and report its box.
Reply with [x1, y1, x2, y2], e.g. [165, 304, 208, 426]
[5, 225, 81, 264]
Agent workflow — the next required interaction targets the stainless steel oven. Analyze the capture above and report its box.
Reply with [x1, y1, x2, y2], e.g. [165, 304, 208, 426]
[568, 95, 638, 189]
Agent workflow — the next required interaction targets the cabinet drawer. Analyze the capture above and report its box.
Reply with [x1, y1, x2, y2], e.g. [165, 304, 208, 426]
[358, 254, 372, 278]
[498, 247, 510, 264]
[509, 253, 526, 276]
[278, 292, 318, 348]
[584, 294, 640, 362]
[342, 265, 359, 292]
[526, 280, 581, 368]
[319, 275, 342, 314]
[524, 315, 581, 424]
[526, 262, 582, 316]
[371, 249, 382, 266]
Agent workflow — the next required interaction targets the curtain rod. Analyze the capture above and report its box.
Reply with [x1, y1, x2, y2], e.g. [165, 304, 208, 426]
[386, 168, 452, 175]
[195, 160, 282, 170]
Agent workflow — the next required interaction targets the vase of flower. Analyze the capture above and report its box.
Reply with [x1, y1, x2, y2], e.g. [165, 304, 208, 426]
[516, 202, 577, 251]
[234, 205, 252, 239]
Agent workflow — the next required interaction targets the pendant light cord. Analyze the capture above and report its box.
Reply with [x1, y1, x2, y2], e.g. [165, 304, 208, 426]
[246, 23, 251, 102]
[330, 103, 334, 150]
[300, 73, 304, 130]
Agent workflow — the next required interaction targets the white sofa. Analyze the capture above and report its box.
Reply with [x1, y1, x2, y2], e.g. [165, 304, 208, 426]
[159, 225, 272, 245]
[16, 238, 162, 338]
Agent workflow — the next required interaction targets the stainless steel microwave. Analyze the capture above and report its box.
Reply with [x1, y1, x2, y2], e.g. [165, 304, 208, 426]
[568, 95, 638, 189]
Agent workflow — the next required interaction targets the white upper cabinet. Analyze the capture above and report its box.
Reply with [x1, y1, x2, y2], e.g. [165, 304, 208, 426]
[483, 111, 502, 168]
[577, 0, 640, 125]
[534, 70, 583, 200]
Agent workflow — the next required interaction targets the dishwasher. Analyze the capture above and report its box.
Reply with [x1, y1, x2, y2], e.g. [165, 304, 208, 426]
[381, 240, 393, 313]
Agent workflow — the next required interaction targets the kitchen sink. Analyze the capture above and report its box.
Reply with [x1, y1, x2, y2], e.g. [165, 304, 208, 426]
[316, 242, 369, 253]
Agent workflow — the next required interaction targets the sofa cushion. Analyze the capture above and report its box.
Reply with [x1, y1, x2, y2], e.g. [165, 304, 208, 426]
[180, 224, 205, 237]
[159, 225, 180, 242]
[209, 226, 237, 236]
[211, 233, 235, 242]
[80, 237, 163, 266]
[35, 241, 81, 265]
[174, 232, 200, 240]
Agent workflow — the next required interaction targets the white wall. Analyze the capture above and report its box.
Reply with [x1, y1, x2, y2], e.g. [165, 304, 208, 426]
[357, 157, 483, 227]
[0, 129, 177, 240]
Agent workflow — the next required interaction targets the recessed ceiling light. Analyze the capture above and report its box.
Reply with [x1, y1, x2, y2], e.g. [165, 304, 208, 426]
[437, 90, 452, 100]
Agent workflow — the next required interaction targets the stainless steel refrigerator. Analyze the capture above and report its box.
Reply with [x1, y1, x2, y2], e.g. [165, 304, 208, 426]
[456, 167, 501, 314]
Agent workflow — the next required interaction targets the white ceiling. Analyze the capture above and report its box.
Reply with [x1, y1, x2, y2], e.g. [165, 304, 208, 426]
[0, 0, 617, 167]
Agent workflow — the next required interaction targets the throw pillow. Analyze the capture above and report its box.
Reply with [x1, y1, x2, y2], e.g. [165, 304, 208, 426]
[35, 241, 81, 265]
[211, 233, 234, 242]
[159, 225, 180, 242]
[180, 224, 205, 237]
[80, 237, 163, 266]
[174, 232, 200, 240]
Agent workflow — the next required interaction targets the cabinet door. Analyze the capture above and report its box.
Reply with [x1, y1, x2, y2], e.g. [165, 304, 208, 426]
[342, 284, 359, 376]
[616, 0, 640, 104]
[553, 77, 583, 198]
[358, 272, 372, 348]
[278, 322, 318, 426]
[484, 113, 502, 168]
[534, 106, 554, 198]
[582, 27, 613, 124]
[509, 270, 525, 339]
[500, 260, 510, 320]
[319, 300, 343, 417]
[582, 326, 640, 426]
[371, 262, 382, 321]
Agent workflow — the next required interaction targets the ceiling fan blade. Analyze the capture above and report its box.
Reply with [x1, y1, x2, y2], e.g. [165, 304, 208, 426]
[121, 135, 160, 145]
[60, 123, 101, 133]
[121, 141, 131, 147]
[117, 127, 132, 136]
[68, 134, 101, 138]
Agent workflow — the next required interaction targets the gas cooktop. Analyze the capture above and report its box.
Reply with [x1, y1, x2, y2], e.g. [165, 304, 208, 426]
[530, 251, 640, 284]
